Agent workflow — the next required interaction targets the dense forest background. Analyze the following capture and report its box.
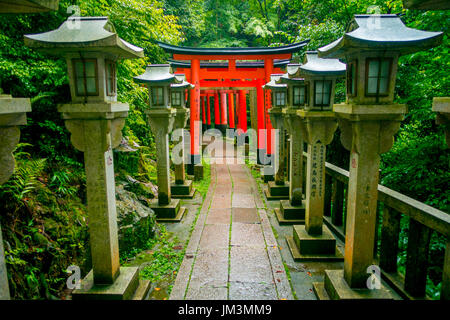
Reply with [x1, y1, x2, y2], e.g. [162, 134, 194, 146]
[0, 0, 448, 299]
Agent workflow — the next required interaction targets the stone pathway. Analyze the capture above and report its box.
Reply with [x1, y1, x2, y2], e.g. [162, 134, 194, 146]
[170, 139, 293, 300]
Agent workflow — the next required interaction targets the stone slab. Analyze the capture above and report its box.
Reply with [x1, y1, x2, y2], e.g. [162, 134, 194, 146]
[280, 199, 306, 220]
[231, 223, 265, 248]
[275, 208, 304, 225]
[155, 207, 186, 223]
[229, 281, 278, 300]
[206, 208, 232, 225]
[232, 208, 259, 224]
[293, 225, 336, 255]
[229, 246, 273, 283]
[312, 282, 330, 300]
[150, 198, 181, 219]
[132, 280, 152, 300]
[72, 267, 139, 300]
[323, 269, 394, 300]
[267, 181, 290, 197]
[185, 285, 228, 300]
[232, 193, 256, 208]
[171, 180, 194, 198]
[188, 249, 229, 288]
[198, 224, 230, 250]
[286, 236, 344, 262]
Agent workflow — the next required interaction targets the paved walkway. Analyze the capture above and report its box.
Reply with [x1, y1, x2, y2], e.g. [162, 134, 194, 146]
[170, 140, 293, 300]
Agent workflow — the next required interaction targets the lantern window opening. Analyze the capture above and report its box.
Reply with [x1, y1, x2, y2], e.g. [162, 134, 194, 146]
[293, 85, 306, 106]
[73, 58, 99, 98]
[151, 86, 165, 106]
[365, 57, 392, 100]
[275, 91, 286, 107]
[105, 59, 117, 96]
[347, 60, 357, 97]
[314, 79, 332, 109]
[171, 91, 182, 106]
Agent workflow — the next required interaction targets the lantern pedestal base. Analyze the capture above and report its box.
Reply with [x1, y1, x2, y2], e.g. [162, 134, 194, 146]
[264, 181, 289, 200]
[286, 225, 343, 261]
[313, 270, 394, 300]
[72, 267, 151, 300]
[275, 200, 305, 224]
[171, 180, 195, 199]
[260, 166, 274, 182]
[150, 198, 186, 222]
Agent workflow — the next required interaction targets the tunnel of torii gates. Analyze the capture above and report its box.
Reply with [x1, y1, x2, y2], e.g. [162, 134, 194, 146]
[157, 41, 309, 168]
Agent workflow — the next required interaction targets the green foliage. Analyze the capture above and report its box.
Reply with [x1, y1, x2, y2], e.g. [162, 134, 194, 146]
[138, 225, 184, 285]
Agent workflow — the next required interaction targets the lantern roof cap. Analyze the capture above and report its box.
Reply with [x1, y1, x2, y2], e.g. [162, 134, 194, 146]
[0, 0, 59, 13]
[171, 74, 194, 89]
[299, 51, 346, 76]
[134, 64, 181, 85]
[24, 16, 144, 59]
[318, 14, 443, 58]
[263, 74, 287, 89]
[278, 73, 305, 84]
[286, 63, 302, 76]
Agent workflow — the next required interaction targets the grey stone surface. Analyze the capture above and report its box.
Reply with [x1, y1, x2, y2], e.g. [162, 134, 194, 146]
[229, 282, 278, 300]
[230, 246, 273, 283]
[206, 208, 232, 225]
[231, 223, 265, 248]
[199, 224, 230, 250]
[232, 208, 259, 224]
[232, 193, 255, 208]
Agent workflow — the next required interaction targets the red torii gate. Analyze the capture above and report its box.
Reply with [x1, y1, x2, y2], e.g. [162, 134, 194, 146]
[157, 41, 308, 167]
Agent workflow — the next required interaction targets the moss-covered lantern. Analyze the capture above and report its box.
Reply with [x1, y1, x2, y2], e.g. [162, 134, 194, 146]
[25, 17, 144, 104]
[263, 74, 288, 108]
[318, 14, 442, 105]
[279, 64, 307, 109]
[171, 74, 193, 108]
[134, 64, 182, 108]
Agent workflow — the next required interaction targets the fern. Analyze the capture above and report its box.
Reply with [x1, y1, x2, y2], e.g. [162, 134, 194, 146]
[0, 149, 46, 204]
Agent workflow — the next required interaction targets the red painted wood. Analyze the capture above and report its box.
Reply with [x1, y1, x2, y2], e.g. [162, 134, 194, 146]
[265, 58, 274, 155]
[257, 78, 265, 150]
[238, 90, 247, 133]
[190, 59, 200, 156]
[207, 94, 211, 125]
[220, 91, 228, 125]
[214, 91, 220, 125]
[228, 92, 235, 129]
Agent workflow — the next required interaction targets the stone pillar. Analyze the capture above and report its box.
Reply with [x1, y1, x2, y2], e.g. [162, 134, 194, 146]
[147, 108, 174, 205]
[0, 94, 31, 300]
[266, 106, 289, 200]
[286, 111, 343, 262]
[171, 107, 195, 199]
[60, 103, 150, 299]
[300, 112, 338, 235]
[146, 108, 185, 221]
[275, 109, 306, 225]
[320, 104, 405, 299]
[59, 103, 127, 285]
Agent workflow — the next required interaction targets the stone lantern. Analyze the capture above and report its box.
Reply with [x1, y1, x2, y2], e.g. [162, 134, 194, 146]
[24, 17, 151, 300]
[0, 0, 59, 13]
[274, 67, 308, 225]
[315, 14, 442, 300]
[134, 65, 186, 222]
[170, 74, 196, 199]
[0, 0, 60, 301]
[285, 51, 345, 262]
[265, 74, 290, 200]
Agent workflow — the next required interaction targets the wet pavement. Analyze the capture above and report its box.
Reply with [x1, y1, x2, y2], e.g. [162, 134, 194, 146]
[169, 139, 293, 300]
